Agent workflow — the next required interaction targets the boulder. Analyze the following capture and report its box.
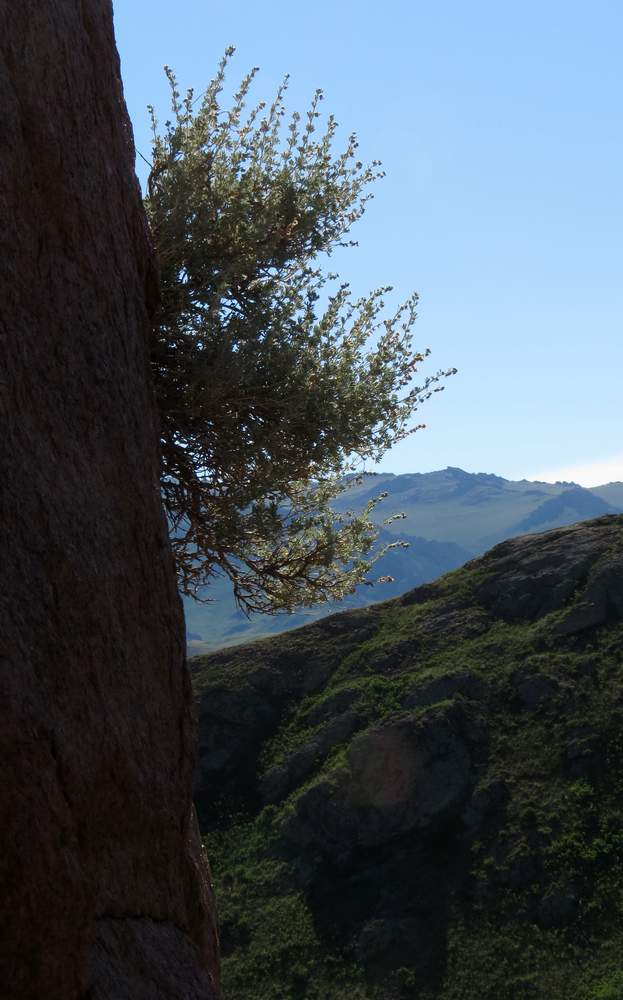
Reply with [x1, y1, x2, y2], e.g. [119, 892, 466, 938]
[474, 517, 617, 621]
[284, 704, 478, 860]
[554, 552, 623, 635]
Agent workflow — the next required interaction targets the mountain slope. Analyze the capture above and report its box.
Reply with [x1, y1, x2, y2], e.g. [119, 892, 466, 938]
[185, 469, 623, 653]
[513, 487, 615, 534]
[192, 515, 623, 999]
[591, 481, 623, 508]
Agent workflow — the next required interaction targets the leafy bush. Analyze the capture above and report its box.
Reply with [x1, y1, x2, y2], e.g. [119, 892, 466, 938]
[145, 50, 453, 612]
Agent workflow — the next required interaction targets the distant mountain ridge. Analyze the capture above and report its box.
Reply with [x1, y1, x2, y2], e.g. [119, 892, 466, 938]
[514, 487, 614, 532]
[184, 467, 623, 652]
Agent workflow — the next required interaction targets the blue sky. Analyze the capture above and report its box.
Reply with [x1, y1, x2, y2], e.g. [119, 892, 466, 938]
[114, 1, 622, 486]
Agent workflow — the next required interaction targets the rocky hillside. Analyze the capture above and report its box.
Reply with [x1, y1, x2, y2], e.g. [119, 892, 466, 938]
[185, 468, 623, 653]
[192, 515, 623, 999]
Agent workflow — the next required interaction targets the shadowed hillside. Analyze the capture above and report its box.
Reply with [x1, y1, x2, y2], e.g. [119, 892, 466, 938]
[192, 515, 623, 999]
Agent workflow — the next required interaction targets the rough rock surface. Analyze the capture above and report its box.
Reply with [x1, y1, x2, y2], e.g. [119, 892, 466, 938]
[0, 4, 218, 998]
[193, 610, 378, 826]
[472, 517, 617, 621]
[283, 703, 478, 858]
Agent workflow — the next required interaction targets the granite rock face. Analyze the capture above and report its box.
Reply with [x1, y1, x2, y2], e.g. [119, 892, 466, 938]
[0, 3, 218, 997]
[472, 516, 618, 622]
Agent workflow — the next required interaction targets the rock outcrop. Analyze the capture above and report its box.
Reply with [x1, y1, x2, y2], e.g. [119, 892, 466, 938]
[0, 3, 218, 998]
[192, 515, 623, 999]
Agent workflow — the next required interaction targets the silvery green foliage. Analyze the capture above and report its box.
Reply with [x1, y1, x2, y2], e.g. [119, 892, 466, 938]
[145, 49, 454, 613]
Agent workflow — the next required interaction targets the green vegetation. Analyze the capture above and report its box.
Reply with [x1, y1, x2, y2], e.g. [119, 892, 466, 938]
[145, 50, 454, 614]
[208, 815, 370, 999]
[196, 519, 623, 998]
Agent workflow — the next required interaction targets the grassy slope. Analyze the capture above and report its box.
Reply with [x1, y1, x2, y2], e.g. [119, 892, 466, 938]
[185, 531, 472, 654]
[194, 519, 623, 999]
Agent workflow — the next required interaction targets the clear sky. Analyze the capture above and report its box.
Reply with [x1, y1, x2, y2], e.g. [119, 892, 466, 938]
[114, 1, 622, 487]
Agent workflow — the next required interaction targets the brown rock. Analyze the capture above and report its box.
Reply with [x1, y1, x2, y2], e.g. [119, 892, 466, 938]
[284, 704, 476, 859]
[0, 3, 218, 998]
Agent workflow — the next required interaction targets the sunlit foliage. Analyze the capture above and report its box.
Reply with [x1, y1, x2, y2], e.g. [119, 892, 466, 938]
[145, 49, 454, 612]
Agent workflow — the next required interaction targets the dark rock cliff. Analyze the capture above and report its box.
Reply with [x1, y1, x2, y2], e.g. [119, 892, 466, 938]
[192, 515, 623, 999]
[0, 3, 218, 997]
